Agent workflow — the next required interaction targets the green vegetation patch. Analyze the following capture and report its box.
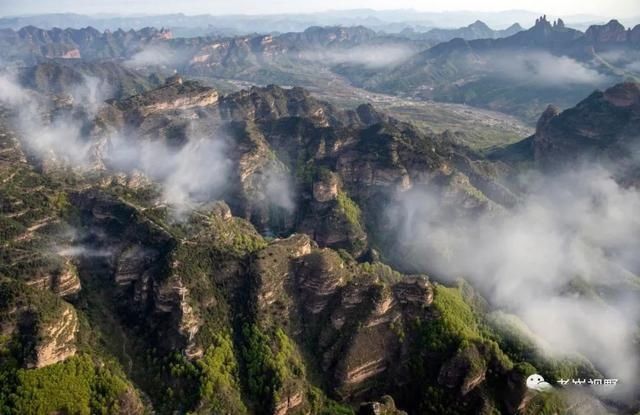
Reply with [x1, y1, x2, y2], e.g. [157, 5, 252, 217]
[197, 334, 247, 414]
[6, 354, 134, 415]
[336, 191, 362, 229]
[241, 324, 305, 412]
[426, 283, 484, 351]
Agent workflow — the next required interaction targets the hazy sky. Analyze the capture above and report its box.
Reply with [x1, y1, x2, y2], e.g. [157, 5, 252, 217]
[1, 0, 638, 18]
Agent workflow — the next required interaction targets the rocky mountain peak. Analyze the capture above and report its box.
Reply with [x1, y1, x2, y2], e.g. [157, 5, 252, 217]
[299, 25, 377, 46]
[533, 15, 553, 30]
[469, 20, 491, 30]
[521, 82, 640, 170]
[157, 27, 173, 40]
[603, 82, 640, 108]
[631, 24, 640, 43]
[536, 104, 561, 134]
[164, 73, 183, 86]
[506, 22, 524, 31]
[355, 103, 385, 126]
[585, 19, 629, 43]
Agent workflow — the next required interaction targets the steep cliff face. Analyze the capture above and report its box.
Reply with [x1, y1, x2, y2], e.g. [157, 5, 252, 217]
[218, 85, 511, 254]
[584, 20, 633, 44]
[631, 25, 640, 44]
[69, 190, 202, 356]
[242, 232, 546, 414]
[0, 279, 78, 369]
[358, 395, 407, 415]
[219, 85, 350, 128]
[114, 76, 219, 120]
[50, 260, 82, 298]
[25, 303, 78, 369]
[493, 81, 640, 185]
[530, 82, 640, 171]
[247, 234, 434, 406]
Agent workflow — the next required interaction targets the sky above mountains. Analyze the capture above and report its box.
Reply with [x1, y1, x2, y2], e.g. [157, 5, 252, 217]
[1, 0, 638, 19]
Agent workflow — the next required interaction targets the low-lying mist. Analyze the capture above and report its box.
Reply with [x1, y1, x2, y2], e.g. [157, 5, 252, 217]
[300, 44, 415, 68]
[0, 73, 294, 218]
[124, 44, 189, 69]
[105, 132, 232, 211]
[482, 50, 611, 86]
[387, 166, 640, 398]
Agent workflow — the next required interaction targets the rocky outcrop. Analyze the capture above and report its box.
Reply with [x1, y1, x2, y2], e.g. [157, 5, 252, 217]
[358, 395, 408, 415]
[296, 249, 348, 315]
[528, 82, 640, 170]
[115, 77, 219, 119]
[115, 245, 160, 286]
[219, 85, 348, 128]
[53, 260, 82, 298]
[631, 25, 640, 44]
[250, 237, 433, 400]
[438, 343, 488, 396]
[297, 191, 368, 256]
[312, 171, 339, 202]
[154, 275, 203, 358]
[68, 191, 206, 357]
[393, 278, 434, 309]
[273, 391, 304, 415]
[585, 20, 629, 44]
[330, 276, 433, 398]
[26, 303, 78, 369]
[25, 259, 82, 299]
[252, 234, 313, 312]
[603, 81, 640, 107]
[531, 104, 560, 162]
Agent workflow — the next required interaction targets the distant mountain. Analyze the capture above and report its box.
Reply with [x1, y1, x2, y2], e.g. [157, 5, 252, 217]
[17, 60, 161, 99]
[0, 25, 385, 64]
[0, 10, 553, 35]
[401, 20, 523, 42]
[337, 16, 640, 122]
[461, 16, 640, 55]
[0, 25, 426, 87]
[3, 18, 639, 124]
[0, 25, 172, 65]
[492, 82, 640, 180]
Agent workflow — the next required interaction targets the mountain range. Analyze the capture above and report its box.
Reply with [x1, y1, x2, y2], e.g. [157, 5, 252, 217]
[2, 16, 639, 125]
[1, 10, 640, 415]
[398, 20, 523, 42]
[337, 16, 640, 121]
[2, 63, 640, 413]
[0, 10, 579, 36]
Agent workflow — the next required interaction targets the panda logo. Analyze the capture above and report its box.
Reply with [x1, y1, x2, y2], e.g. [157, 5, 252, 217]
[526, 374, 553, 392]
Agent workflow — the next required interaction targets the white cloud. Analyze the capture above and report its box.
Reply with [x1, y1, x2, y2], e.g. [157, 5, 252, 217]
[388, 166, 640, 398]
[485, 50, 611, 86]
[301, 44, 415, 68]
[125, 44, 185, 69]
